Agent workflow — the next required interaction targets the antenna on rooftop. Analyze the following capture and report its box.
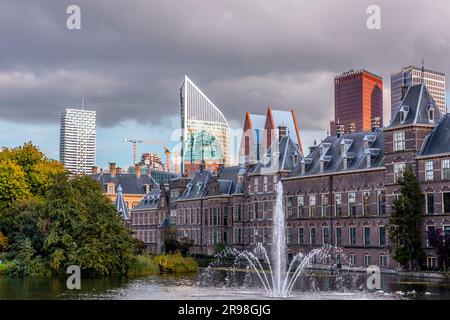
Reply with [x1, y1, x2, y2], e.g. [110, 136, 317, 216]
[81, 96, 85, 110]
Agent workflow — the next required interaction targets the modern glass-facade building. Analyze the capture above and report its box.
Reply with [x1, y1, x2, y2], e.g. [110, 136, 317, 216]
[60, 108, 96, 175]
[180, 76, 230, 178]
[391, 66, 446, 118]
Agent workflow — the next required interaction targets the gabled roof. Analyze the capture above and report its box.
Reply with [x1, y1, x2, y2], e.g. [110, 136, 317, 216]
[89, 172, 156, 194]
[289, 129, 384, 177]
[267, 108, 303, 154]
[177, 170, 213, 200]
[251, 135, 302, 175]
[132, 187, 161, 211]
[389, 84, 443, 128]
[419, 114, 450, 156]
[114, 185, 130, 220]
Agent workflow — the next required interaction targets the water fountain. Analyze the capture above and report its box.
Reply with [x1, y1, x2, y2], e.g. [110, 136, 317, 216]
[206, 181, 345, 298]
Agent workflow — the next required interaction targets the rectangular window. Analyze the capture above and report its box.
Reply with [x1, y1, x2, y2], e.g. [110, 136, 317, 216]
[425, 161, 434, 181]
[349, 254, 356, 267]
[263, 176, 268, 192]
[444, 225, 450, 237]
[393, 131, 405, 151]
[348, 192, 356, 217]
[309, 195, 317, 217]
[286, 196, 294, 218]
[394, 163, 406, 183]
[323, 227, 330, 245]
[364, 255, 371, 267]
[379, 226, 386, 246]
[363, 191, 370, 216]
[254, 202, 259, 220]
[335, 227, 342, 246]
[377, 190, 386, 215]
[364, 227, 371, 246]
[263, 201, 270, 220]
[254, 178, 259, 193]
[442, 159, 450, 180]
[298, 228, 304, 245]
[310, 228, 316, 245]
[426, 225, 435, 247]
[287, 227, 293, 244]
[322, 194, 330, 217]
[444, 193, 450, 213]
[335, 193, 342, 216]
[297, 195, 305, 218]
[349, 227, 356, 246]
[426, 193, 435, 214]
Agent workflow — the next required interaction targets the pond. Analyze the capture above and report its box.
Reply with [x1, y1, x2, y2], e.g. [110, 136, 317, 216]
[0, 269, 449, 300]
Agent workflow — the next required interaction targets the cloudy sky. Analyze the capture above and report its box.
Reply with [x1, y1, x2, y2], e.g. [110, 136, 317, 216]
[1, 0, 450, 169]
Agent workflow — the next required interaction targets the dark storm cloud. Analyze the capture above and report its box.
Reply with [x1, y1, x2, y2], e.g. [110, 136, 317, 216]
[0, 0, 449, 129]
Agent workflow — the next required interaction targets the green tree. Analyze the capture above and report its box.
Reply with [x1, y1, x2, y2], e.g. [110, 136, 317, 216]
[41, 176, 135, 275]
[387, 167, 425, 270]
[0, 159, 31, 211]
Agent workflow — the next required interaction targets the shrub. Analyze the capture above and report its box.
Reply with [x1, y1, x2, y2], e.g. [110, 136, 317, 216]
[127, 255, 159, 276]
[153, 253, 198, 273]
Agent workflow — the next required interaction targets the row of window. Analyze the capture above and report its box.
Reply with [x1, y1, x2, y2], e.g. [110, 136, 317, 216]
[232, 226, 387, 248]
[424, 159, 450, 181]
[132, 212, 161, 226]
[287, 190, 387, 218]
[425, 193, 450, 214]
[252, 175, 278, 194]
[134, 230, 158, 244]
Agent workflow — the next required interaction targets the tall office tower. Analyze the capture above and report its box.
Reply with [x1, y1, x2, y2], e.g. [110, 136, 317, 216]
[60, 108, 96, 175]
[391, 65, 446, 118]
[331, 69, 383, 135]
[180, 75, 231, 178]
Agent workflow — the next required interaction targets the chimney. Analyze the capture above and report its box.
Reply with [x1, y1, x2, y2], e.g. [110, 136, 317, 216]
[346, 122, 356, 134]
[309, 140, 318, 154]
[278, 125, 287, 141]
[116, 167, 122, 174]
[91, 166, 98, 174]
[109, 162, 116, 178]
[401, 85, 408, 100]
[371, 117, 381, 132]
[336, 124, 345, 137]
[300, 159, 305, 175]
[135, 163, 141, 178]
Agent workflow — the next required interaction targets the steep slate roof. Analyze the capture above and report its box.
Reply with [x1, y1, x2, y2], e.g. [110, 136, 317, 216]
[177, 165, 246, 200]
[389, 84, 443, 128]
[132, 187, 161, 211]
[114, 185, 130, 220]
[251, 135, 302, 175]
[177, 170, 213, 200]
[289, 129, 384, 177]
[269, 109, 303, 154]
[89, 172, 156, 194]
[419, 114, 450, 156]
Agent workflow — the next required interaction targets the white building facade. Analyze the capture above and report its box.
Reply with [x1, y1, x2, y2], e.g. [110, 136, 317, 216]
[60, 108, 96, 175]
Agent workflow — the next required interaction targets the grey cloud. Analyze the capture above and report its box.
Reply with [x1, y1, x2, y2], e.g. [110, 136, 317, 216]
[0, 0, 449, 131]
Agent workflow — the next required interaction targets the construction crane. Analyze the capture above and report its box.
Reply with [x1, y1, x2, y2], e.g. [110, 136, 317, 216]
[123, 139, 163, 164]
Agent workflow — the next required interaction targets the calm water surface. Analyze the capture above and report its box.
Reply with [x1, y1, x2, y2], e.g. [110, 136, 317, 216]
[0, 270, 449, 300]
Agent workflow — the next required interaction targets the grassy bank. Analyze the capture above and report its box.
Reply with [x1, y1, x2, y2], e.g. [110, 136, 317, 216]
[128, 253, 198, 276]
[0, 253, 199, 277]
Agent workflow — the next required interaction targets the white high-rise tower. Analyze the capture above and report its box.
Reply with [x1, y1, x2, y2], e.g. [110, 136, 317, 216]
[60, 108, 96, 175]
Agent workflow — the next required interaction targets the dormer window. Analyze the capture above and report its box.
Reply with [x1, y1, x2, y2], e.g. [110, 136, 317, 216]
[196, 182, 203, 190]
[427, 105, 435, 123]
[186, 183, 193, 192]
[399, 105, 409, 123]
[292, 151, 299, 166]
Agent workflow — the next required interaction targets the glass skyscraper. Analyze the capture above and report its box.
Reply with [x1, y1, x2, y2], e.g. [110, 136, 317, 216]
[180, 76, 230, 177]
[60, 108, 96, 175]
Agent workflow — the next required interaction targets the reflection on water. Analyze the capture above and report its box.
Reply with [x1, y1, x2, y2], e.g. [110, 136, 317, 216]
[0, 270, 449, 300]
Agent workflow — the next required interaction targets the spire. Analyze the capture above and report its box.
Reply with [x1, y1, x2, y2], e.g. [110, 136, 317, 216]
[114, 184, 130, 220]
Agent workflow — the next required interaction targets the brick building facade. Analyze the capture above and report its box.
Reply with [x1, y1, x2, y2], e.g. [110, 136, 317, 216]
[130, 85, 450, 271]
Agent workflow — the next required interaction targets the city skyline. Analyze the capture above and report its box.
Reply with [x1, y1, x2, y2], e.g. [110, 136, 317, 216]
[1, 0, 450, 170]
